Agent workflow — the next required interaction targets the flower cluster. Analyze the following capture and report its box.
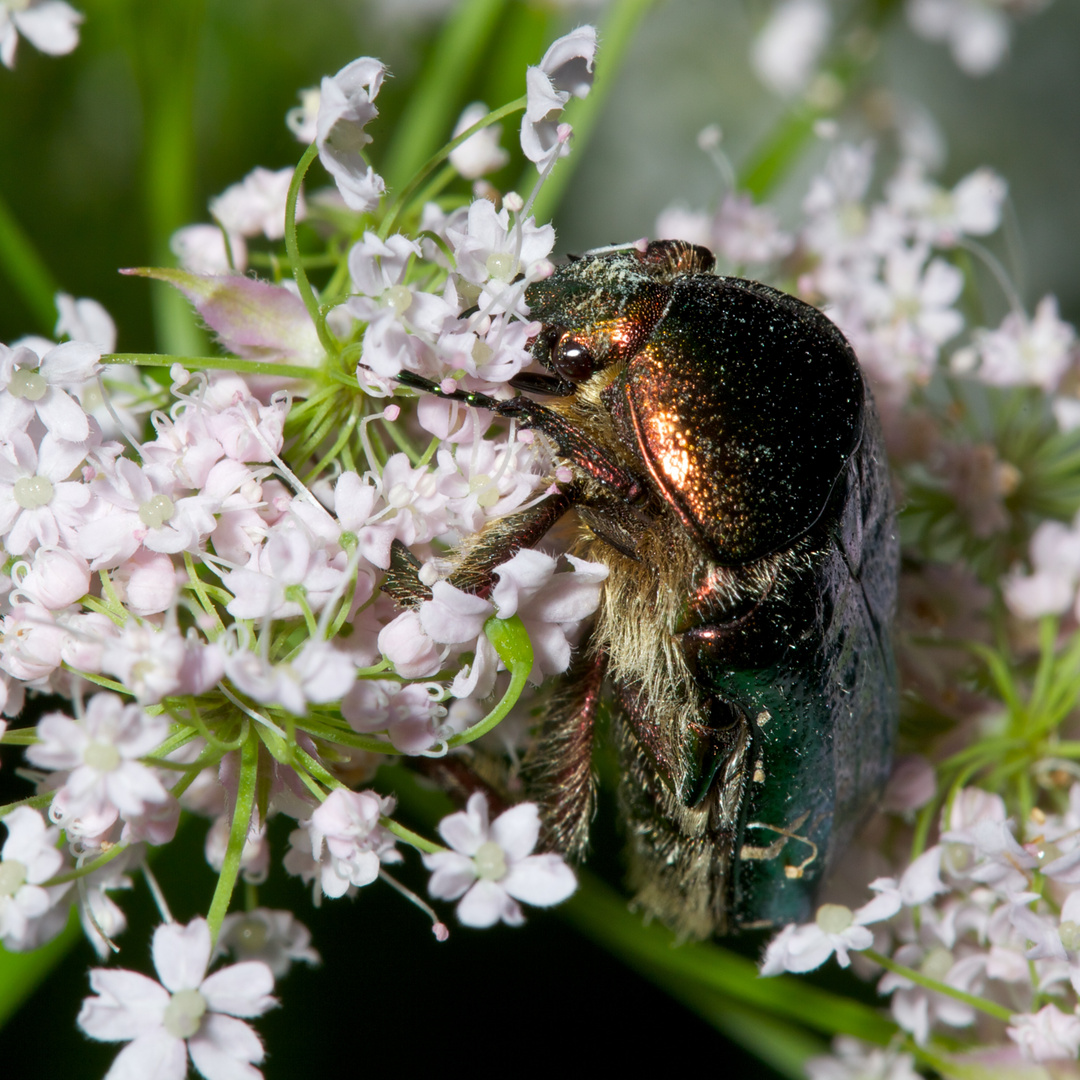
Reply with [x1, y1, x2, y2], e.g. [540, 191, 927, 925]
[0, 25, 600, 1079]
[764, 785, 1080, 1064]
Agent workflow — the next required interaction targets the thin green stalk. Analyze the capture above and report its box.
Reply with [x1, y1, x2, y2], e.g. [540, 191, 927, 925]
[104, 353, 319, 381]
[863, 950, 1013, 1023]
[381, 818, 445, 855]
[284, 142, 335, 354]
[381, 0, 511, 192]
[380, 96, 527, 241]
[445, 616, 533, 748]
[206, 725, 258, 945]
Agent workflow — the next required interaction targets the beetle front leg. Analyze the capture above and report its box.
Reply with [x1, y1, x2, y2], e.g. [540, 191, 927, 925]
[396, 372, 646, 503]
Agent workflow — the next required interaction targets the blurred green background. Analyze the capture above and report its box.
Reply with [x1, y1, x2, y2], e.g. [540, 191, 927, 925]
[1, 0, 1078, 1075]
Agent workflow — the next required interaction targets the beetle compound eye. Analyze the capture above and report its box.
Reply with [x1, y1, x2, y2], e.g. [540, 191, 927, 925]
[552, 334, 597, 382]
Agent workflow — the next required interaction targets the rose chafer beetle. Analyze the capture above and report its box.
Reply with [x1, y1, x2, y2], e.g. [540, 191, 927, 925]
[393, 239, 898, 937]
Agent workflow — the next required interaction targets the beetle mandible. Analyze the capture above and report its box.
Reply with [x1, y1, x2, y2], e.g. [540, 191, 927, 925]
[392, 239, 898, 937]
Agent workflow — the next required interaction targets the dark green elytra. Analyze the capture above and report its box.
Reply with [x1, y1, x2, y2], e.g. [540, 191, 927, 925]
[526, 242, 864, 564]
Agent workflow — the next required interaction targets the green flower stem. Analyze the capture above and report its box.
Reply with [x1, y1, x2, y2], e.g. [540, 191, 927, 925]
[284, 142, 336, 355]
[43, 843, 131, 888]
[103, 353, 319, 381]
[379, 96, 527, 242]
[145, 722, 200, 763]
[381, 0, 511, 193]
[60, 670, 129, 696]
[862, 949, 1013, 1023]
[0, 792, 55, 818]
[381, 817, 445, 856]
[445, 615, 533, 748]
[527, 0, 658, 226]
[0, 187, 60, 334]
[183, 551, 226, 639]
[0, 730, 38, 746]
[562, 872, 898, 1044]
[206, 725, 258, 946]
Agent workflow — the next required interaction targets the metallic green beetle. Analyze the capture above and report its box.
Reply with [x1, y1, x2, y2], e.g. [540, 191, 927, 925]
[397, 239, 898, 937]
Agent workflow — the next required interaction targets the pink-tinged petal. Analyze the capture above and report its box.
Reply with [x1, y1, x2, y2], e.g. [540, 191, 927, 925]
[455, 880, 510, 928]
[26, 711, 85, 769]
[200, 962, 276, 1018]
[154, 919, 212, 992]
[422, 851, 476, 901]
[78, 969, 169, 1041]
[187, 1013, 266, 1080]
[106, 763, 170, 816]
[121, 268, 321, 366]
[489, 803, 541, 862]
[419, 581, 493, 644]
[437, 793, 488, 855]
[502, 854, 577, 907]
[101, 1030, 187, 1080]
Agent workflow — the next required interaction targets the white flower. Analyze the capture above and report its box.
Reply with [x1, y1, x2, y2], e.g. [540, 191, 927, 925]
[422, 792, 576, 927]
[0, 431, 92, 556]
[449, 102, 509, 180]
[0, 0, 82, 69]
[285, 789, 400, 900]
[750, 0, 832, 98]
[316, 56, 387, 212]
[54, 294, 117, 351]
[806, 1036, 922, 1080]
[215, 909, 320, 978]
[26, 693, 172, 838]
[0, 339, 100, 442]
[761, 891, 900, 975]
[520, 25, 597, 168]
[906, 0, 1013, 77]
[0, 806, 68, 951]
[77, 917, 276, 1080]
[1007, 1003, 1080, 1062]
[209, 166, 304, 241]
[170, 224, 247, 274]
[974, 295, 1076, 390]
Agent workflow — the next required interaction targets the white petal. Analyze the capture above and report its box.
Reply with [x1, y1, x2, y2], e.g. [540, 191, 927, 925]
[188, 1013, 266, 1080]
[489, 803, 540, 862]
[154, 919, 212, 992]
[456, 880, 509, 928]
[502, 854, 577, 907]
[422, 851, 477, 901]
[200, 962, 276, 1018]
[102, 1030, 187, 1080]
[78, 969, 169, 1041]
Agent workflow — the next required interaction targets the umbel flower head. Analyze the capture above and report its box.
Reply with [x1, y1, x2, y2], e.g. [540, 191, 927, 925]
[78, 918, 276, 1080]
